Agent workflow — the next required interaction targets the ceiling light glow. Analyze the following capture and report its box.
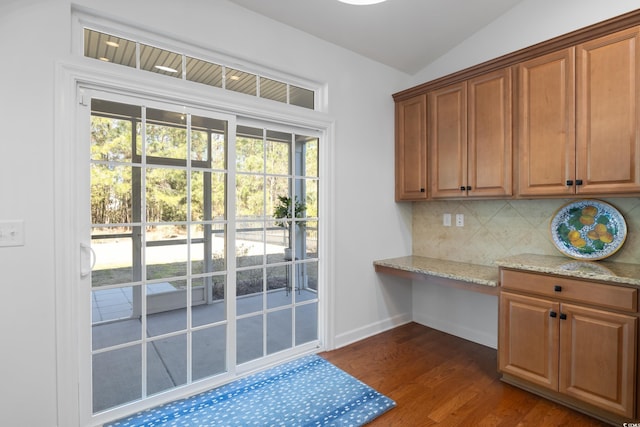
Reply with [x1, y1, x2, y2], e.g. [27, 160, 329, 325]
[337, 0, 387, 4]
[105, 41, 120, 48]
[154, 65, 178, 73]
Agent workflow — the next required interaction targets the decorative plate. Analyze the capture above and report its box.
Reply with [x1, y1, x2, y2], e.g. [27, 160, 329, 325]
[550, 200, 627, 260]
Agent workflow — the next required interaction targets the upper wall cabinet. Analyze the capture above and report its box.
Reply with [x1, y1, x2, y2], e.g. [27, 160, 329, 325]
[517, 48, 576, 196]
[429, 68, 512, 199]
[576, 27, 640, 195]
[518, 27, 640, 196]
[393, 10, 640, 202]
[395, 94, 428, 201]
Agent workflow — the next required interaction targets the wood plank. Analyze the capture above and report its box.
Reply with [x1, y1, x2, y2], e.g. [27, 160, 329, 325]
[320, 323, 608, 426]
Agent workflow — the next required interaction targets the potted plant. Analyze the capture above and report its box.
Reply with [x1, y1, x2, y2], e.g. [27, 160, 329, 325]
[273, 195, 307, 259]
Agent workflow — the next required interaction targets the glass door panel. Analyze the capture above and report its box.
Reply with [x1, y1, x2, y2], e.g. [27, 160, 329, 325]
[90, 98, 229, 414]
[85, 93, 320, 423]
[233, 124, 319, 366]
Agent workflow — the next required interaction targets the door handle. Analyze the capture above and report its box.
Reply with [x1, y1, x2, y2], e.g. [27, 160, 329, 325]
[80, 243, 96, 277]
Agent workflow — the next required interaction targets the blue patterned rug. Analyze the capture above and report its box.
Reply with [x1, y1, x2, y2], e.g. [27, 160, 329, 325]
[107, 354, 395, 426]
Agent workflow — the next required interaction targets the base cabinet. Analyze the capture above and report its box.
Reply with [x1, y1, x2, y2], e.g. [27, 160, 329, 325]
[499, 269, 638, 422]
[560, 303, 636, 417]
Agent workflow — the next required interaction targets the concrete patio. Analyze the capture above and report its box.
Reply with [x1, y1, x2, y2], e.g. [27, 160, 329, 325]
[91, 285, 318, 413]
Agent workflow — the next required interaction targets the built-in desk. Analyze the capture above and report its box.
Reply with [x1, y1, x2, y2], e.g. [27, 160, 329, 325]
[373, 256, 499, 295]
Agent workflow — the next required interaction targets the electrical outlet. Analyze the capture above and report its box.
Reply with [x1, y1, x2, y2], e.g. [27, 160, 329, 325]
[455, 214, 464, 227]
[443, 213, 451, 227]
[0, 220, 25, 247]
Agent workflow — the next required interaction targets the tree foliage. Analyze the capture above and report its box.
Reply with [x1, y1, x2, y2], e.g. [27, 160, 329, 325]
[90, 115, 318, 227]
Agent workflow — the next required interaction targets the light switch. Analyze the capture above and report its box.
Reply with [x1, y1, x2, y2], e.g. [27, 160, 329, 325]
[443, 213, 451, 227]
[0, 220, 25, 247]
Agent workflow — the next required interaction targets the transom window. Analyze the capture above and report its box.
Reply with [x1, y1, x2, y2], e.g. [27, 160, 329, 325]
[83, 28, 316, 110]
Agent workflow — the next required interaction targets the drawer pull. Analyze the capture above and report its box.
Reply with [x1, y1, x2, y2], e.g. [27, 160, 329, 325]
[560, 313, 567, 320]
[549, 311, 557, 318]
[554, 285, 562, 292]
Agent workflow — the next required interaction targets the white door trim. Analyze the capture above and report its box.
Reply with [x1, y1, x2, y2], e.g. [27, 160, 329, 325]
[54, 59, 335, 426]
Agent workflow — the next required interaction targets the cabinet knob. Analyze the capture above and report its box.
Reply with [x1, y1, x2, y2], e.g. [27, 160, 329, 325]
[566, 180, 574, 186]
[554, 285, 562, 292]
[549, 311, 557, 318]
[420, 188, 425, 192]
[466, 186, 472, 191]
[560, 313, 567, 320]
[575, 179, 583, 186]
[460, 186, 466, 191]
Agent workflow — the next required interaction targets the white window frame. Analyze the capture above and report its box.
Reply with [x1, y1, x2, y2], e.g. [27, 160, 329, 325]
[54, 57, 335, 426]
[70, 5, 329, 113]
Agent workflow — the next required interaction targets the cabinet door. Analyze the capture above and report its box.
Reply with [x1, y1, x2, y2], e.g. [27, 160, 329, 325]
[576, 27, 640, 194]
[517, 48, 576, 196]
[468, 68, 513, 197]
[559, 303, 636, 418]
[395, 94, 428, 201]
[499, 291, 559, 391]
[429, 82, 467, 198]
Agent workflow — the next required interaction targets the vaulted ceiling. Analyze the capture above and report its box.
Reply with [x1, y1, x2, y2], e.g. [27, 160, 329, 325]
[228, 0, 525, 75]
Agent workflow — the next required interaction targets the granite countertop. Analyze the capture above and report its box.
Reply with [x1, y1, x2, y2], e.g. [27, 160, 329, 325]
[495, 254, 640, 287]
[374, 254, 640, 288]
[373, 256, 499, 287]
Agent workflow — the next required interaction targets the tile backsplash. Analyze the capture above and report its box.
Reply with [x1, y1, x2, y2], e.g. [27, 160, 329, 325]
[413, 197, 640, 266]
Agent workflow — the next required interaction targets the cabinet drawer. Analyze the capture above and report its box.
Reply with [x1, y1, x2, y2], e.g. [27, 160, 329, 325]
[501, 269, 637, 313]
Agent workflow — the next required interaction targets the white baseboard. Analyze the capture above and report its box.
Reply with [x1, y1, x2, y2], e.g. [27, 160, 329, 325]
[332, 313, 412, 349]
[413, 312, 497, 349]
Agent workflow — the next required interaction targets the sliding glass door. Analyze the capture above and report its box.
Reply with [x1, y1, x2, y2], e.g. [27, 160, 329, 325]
[90, 98, 230, 413]
[86, 93, 320, 419]
[234, 125, 319, 365]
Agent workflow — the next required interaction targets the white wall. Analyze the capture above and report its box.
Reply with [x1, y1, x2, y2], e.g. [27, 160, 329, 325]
[0, 1, 411, 425]
[409, 0, 640, 349]
[410, 0, 640, 86]
[2, 0, 638, 424]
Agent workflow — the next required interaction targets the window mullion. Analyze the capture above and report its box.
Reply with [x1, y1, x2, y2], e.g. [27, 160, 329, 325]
[139, 105, 148, 399]
[186, 112, 193, 384]
[226, 122, 238, 371]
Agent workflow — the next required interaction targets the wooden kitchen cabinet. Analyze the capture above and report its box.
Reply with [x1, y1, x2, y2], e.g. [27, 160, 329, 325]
[576, 26, 640, 195]
[499, 292, 559, 390]
[429, 68, 512, 198]
[499, 269, 638, 421]
[394, 11, 640, 201]
[560, 303, 636, 417]
[428, 82, 465, 198]
[395, 94, 427, 201]
[517, 27, 640, 197]
[517, 48, 576, 196]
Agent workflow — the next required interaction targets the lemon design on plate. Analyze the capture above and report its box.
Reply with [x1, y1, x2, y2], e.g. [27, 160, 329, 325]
[550, 200, 627, 260]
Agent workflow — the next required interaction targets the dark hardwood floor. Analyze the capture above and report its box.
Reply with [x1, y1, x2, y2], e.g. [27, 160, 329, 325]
[320, 322, 609, 426]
